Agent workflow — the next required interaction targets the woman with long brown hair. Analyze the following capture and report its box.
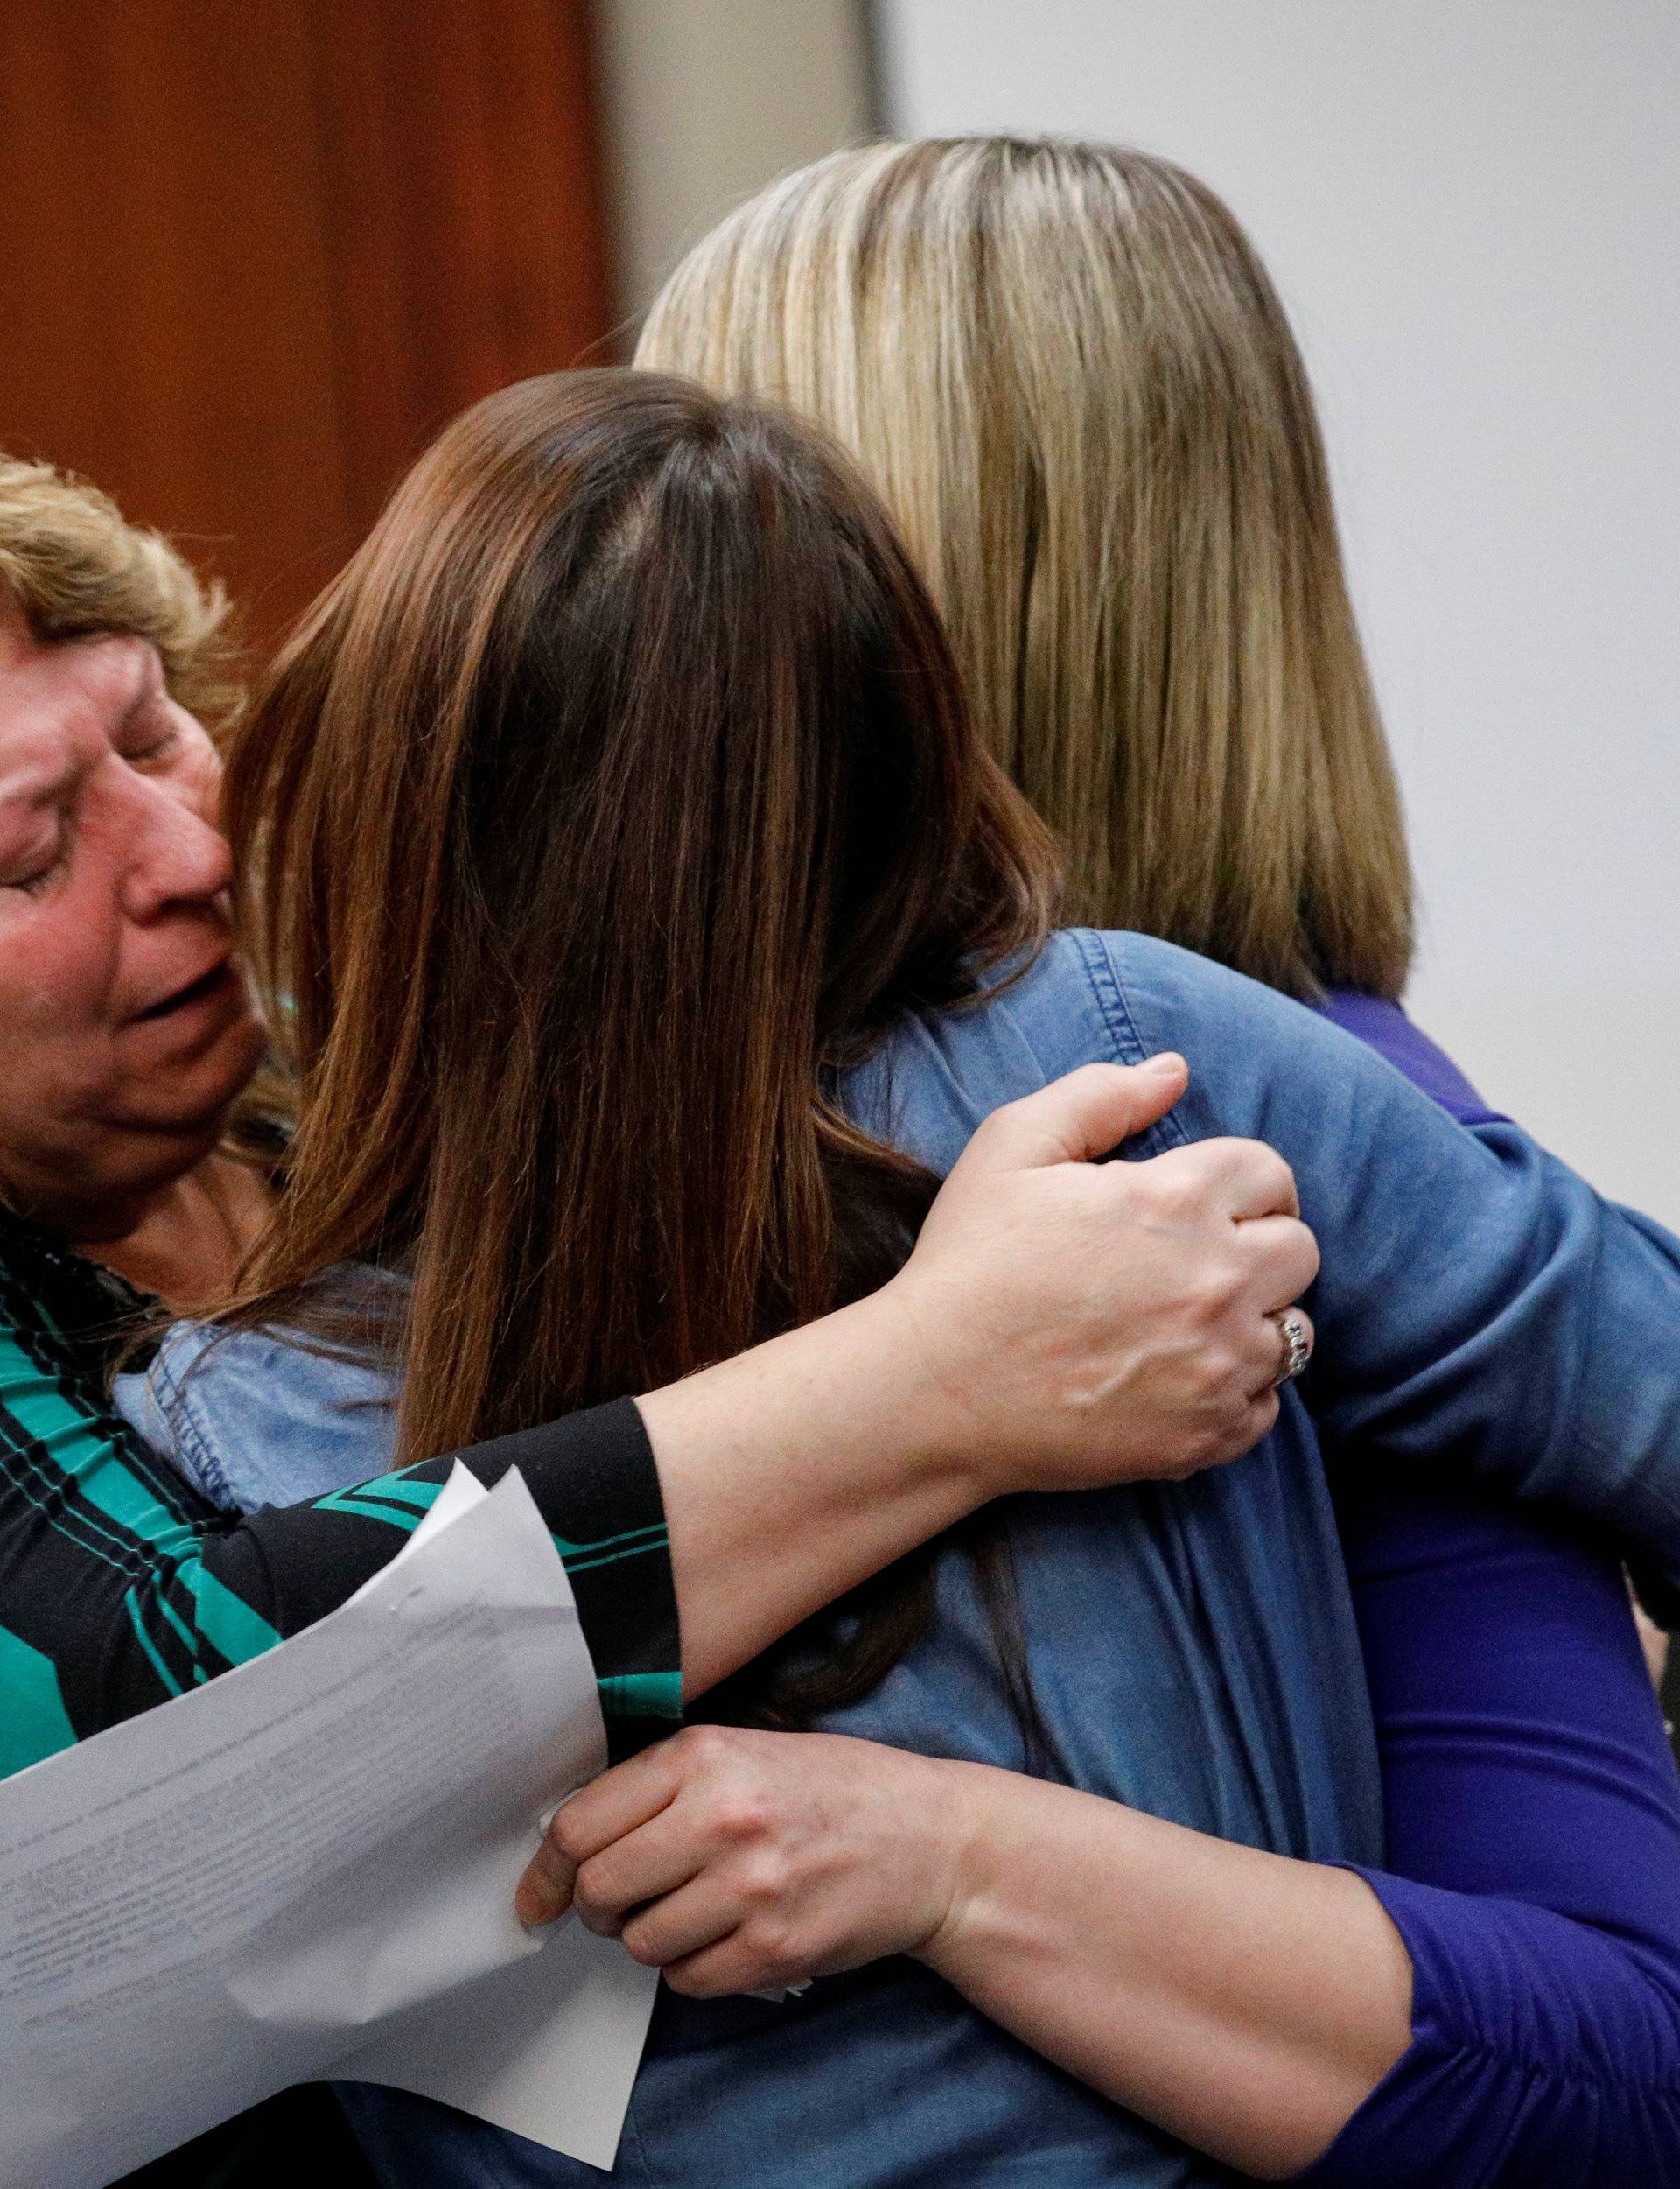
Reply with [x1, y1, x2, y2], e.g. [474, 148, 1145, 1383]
[0, 435, 1327, 2188]
[127, 368, 1680, 2187]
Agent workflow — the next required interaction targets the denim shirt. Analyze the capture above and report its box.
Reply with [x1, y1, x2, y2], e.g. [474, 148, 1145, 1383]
[119, 929, 1680, 2188]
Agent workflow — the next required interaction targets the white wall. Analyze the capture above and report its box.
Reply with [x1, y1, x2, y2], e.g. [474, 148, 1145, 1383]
[598, 0, 876, 321]
[876, 0, 1680, 1222]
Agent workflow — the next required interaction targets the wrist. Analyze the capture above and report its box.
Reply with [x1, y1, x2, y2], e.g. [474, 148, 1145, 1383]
[860, 1265, 1007, 1505]
[836, 1278, 992, 1511]
[633, 1287, 987, 1698]
[910, 1759, 1019, 1977]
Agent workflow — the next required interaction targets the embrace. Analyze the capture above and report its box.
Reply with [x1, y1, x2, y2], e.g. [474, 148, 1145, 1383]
[3, 137, 1677, 2189]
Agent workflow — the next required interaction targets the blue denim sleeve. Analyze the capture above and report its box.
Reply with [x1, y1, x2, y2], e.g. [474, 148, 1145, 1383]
[111, 1308, 402, 1512]
[1293, 1480, 1680, 2186]
[1096, 930, 1680, 1623]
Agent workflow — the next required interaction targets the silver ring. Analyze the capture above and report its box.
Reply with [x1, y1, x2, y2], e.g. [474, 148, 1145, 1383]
[1272, 1308, 1312, 1387]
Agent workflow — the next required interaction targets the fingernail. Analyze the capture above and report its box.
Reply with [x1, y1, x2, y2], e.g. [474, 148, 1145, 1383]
[1143, 1052, 1185, 1077]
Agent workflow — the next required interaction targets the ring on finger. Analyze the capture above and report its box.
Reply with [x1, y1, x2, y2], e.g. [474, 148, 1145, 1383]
[1270, 1308, 1313, 1387]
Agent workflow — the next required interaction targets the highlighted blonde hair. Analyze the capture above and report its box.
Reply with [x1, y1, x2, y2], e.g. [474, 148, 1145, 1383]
[638, 136, 1412, 1000]
[0, 456, 239, 729]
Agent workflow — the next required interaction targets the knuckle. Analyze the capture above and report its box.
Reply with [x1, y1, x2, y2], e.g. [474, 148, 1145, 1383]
[1121, 1149, 1174, 1198]
[1162, 1138, 1217, 1184]
[741, 1849, 791, 1905]
[745, 1918, 798, 1973]
[672, 1722, 733, 1770]
[662, 1960, 716, 1998]
[1142, 1161, 1197, 1217]
[1190, 1261, 1243, 1321]
[1269, 1216, 1320, 1281]
[1301, 1243, 1322, 1287]
[1251, 1147, 1296, 1200]
[1168, 1421, 1224, 1477]
[620, 1920, 667, 1968]
[715, 1788, 773, 1843]
[550, 1808, 589, 1863]
[1144, 1183, 1190, 1229]
[575, 1897, 622, 1940]
[570, 1856, 611, 1912]
[1198, 1339, 1247, 1398]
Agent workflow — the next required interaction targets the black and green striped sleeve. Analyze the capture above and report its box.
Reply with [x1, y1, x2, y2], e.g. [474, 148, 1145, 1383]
[0, 1262, 681, 1779]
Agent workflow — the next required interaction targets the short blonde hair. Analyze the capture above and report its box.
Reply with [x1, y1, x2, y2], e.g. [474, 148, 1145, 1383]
[638, 137, 1413, 1000]
[0, 456, 240, 730]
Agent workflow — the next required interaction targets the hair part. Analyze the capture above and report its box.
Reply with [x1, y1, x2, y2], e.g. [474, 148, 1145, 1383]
[224, 368, 1055, 1455]
[0, 455, 241, 731]
[638, 135, 1414, 1000]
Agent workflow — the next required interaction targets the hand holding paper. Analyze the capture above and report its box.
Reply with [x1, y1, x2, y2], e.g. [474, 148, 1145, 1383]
[0, 1468, 656, 2187]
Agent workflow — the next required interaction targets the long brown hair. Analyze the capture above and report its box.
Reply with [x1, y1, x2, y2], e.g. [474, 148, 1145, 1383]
[638, 137, 1414, 1001]
[224, 368, 1059, 1728]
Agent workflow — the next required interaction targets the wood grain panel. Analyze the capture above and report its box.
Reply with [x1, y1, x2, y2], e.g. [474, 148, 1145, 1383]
[306, 0, 615, 517]
[0, 1, 612, 652]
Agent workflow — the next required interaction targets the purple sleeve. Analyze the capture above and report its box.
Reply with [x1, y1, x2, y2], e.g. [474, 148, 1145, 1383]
[1292, 997, 1680, 2187]
[1295, 1480, 1680, 2185]
[1315, 991, 1508, 1128]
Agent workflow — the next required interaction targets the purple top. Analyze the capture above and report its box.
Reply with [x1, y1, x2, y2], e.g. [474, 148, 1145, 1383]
[1295, 993, 1680, 2185]
[1312, 990, 1509, 1127]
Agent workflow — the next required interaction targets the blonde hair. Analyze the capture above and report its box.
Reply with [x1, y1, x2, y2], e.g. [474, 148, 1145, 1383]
[638, 136, 1413, 1000]
[0, 456, 240, 730]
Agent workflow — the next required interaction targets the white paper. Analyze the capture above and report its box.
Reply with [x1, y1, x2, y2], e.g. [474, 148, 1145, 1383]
[0, 1468, 658, 2187]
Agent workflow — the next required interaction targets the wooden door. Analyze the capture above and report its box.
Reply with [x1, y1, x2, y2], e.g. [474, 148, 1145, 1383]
[0, 0, 613, 652]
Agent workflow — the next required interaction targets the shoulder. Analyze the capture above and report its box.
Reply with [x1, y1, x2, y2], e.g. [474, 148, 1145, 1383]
[839, 928, 1335, 1170]
[836, 930, 1130, 1171]
[1091, 932, 1460, 1154]
[1318, 991, 1506, 1127]
[839, 927, 1428, 1175]
[113, 1268, 402, 1514]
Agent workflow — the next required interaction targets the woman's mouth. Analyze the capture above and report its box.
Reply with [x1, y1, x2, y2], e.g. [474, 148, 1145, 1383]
[130, 959, 237, 1024]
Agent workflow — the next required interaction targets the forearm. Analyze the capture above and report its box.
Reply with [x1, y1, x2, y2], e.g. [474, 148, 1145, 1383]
[214, 1293, 983, 1739]
[917, 1765, 1412, 2180]
[1321, 1475, 1680, 2186]
[79, 1056, 1317, 1765]
[1294, 1874, 1680, 2189]
[541, 1724, 1408, 2174]
[636, 1285, 979, 1697]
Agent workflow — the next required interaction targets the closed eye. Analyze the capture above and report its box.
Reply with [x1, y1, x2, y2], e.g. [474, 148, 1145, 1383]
[3, 828, 70, 895]
[121, 705, 181, 768]
[125, 733, 179, 768]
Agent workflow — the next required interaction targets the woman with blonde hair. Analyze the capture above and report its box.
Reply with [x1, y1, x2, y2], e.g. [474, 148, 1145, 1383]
[636, 137, 1405, 998]
[126, 366, 1680, 2188]
[598, 137, 1680, 2184]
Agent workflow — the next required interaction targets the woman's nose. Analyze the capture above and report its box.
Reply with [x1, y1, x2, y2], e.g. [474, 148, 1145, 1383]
[121, 778, 235, 919]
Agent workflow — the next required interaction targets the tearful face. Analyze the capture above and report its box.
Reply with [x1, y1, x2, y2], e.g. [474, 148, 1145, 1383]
[0, 603, 266, 1238]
